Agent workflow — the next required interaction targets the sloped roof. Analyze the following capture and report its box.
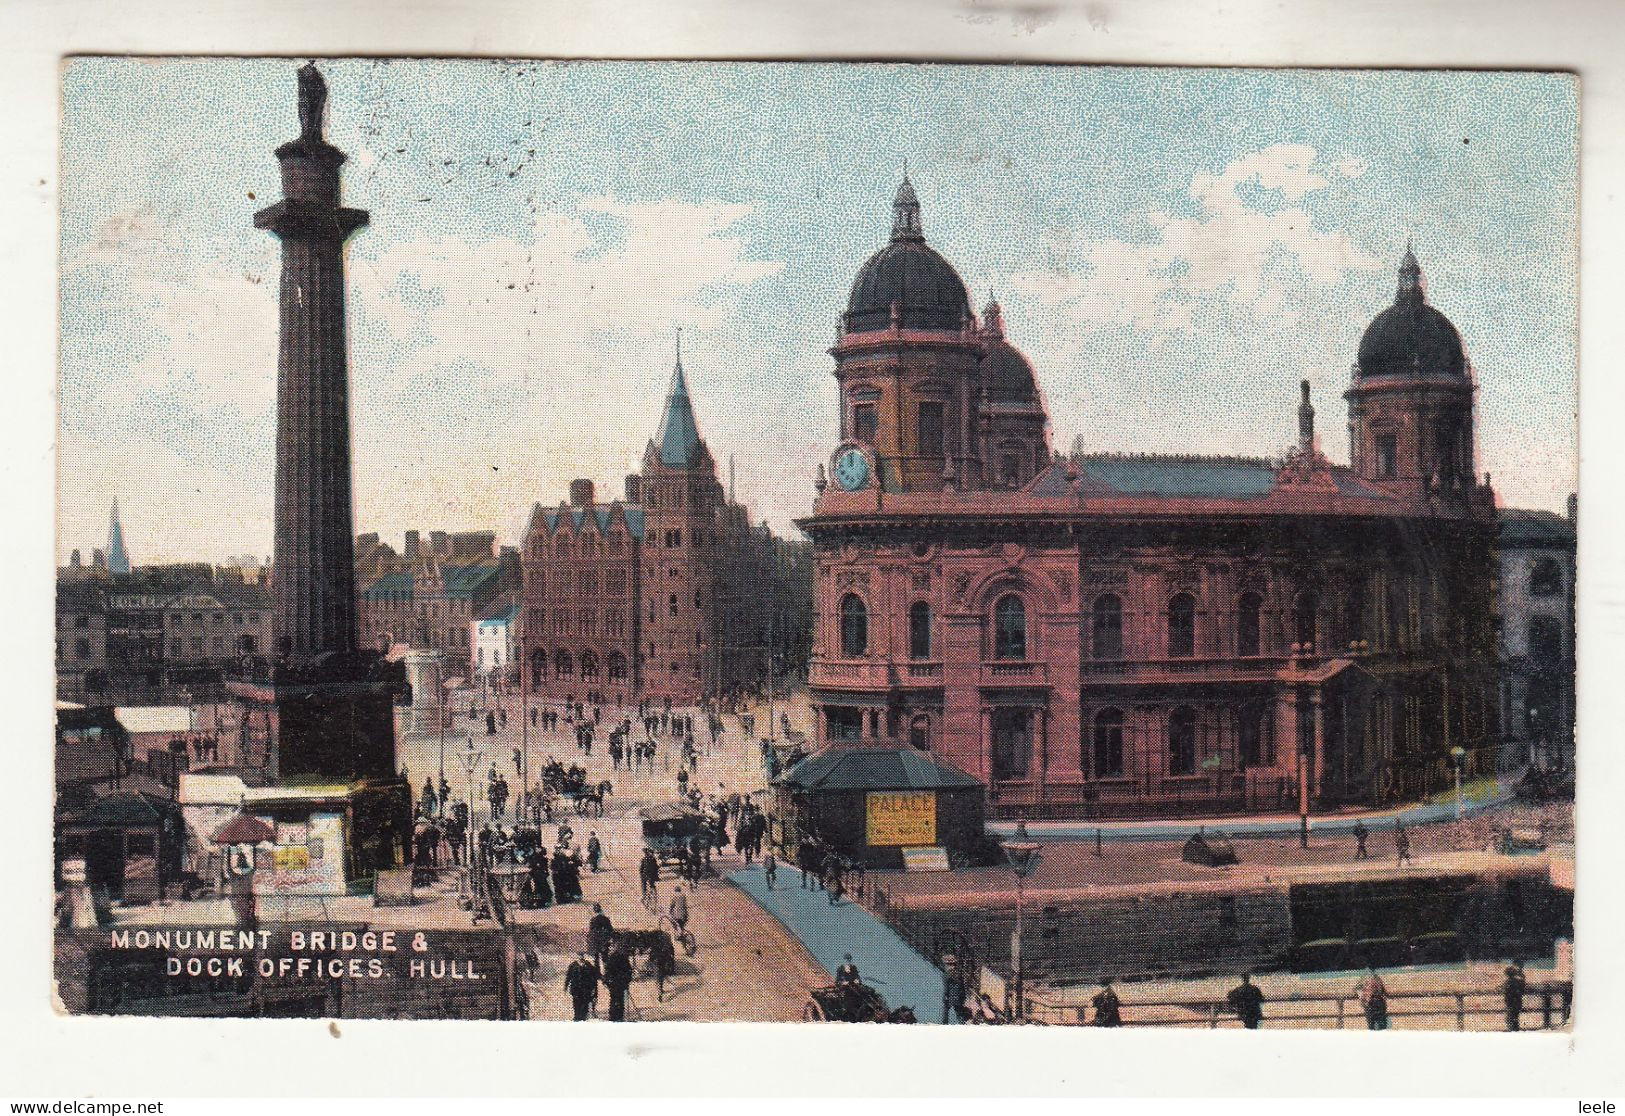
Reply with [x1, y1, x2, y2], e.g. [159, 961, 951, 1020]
[1078, 455, 1279, 499]
[80, 790, 180, 829]
[442, 563, 502, 597]
[654, 359, 703, 467]
[778, 746, 983, 792]
[1499, 509, 1575, 548]
[534, 502, 646, 540]
[361, 571, 414, 600]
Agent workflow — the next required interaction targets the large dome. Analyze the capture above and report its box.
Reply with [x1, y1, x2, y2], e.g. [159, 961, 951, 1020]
[1356, 247, 1467, 379]
[843, 177, 972, 334]
[979, 298, 1039, 402]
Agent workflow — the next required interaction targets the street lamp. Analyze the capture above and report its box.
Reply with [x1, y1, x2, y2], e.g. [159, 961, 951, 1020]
[1450, 745, 1467, 822]
[438, 692, 449, 790]
[1001, 821, 1042, 1022]
[459, 735, 484, 865]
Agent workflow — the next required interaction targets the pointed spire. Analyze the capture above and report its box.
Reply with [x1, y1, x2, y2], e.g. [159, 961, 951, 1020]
[982, 292, 1004, 338]
[1298, 380, 1316, 453]
[654, 329, 703, 468]
[891, 171, 923, 242]
[1397, 238, 1423, 301]
[106, 498, 131, 576]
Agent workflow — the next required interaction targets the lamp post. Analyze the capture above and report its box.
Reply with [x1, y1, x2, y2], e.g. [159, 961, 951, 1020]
[1001, 822, 1042, 1022]
[438, 693, 447, 788]
[1450, 745, 1466, 822]
[459, 735, 484, 865]
[520, 636, 530, 804]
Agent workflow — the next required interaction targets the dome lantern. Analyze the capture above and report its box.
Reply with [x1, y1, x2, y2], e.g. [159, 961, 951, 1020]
[842, 175, 972, 334]
[1354, 244, 1466, 380]
[891, 174, 924, 242]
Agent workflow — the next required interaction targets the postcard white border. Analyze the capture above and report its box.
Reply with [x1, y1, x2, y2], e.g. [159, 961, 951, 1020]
[2, 0, 1621, 1099]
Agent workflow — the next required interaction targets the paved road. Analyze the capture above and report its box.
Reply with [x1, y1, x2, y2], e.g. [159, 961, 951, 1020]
[395, 690, 828, 1021]
[730, 862, 949, 1023]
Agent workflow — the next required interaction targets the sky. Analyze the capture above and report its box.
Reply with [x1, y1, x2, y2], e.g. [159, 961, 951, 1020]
[57, 60, 1578, 564]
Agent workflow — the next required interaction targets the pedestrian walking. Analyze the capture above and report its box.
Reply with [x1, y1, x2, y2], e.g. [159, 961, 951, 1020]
[1395, 823, 1413, 866]
[763, 851, 777, 890]
[1091, 979, 1123, 1027]
[1356, 967, 1389, 1030]
[650, 930, 676, 1002]
[1226, 972, 1266, 1029]
[669, 885, 689, 937]
[585, 831, 602, 872]
[1503, 963, 1527, 1031]
[603, 943, 634, 1021]
[639, 847, 660, 902]
[564, 953, 599, 1021]
[826, 857, 845, 905]
[1353, 820, 1370, 860]
[586, 903, 615, 967]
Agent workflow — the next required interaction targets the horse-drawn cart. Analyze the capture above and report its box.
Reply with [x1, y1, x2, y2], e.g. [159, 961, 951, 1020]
[640, 802, 712, 868]
[802, 981, 916, 1023]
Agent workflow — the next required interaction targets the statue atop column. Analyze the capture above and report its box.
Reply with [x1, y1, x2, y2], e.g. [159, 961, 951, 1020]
[297, 62, 327, 141]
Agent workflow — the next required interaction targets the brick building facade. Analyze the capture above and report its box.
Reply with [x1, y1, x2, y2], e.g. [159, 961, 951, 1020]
[518, 351, 810, 707]
[800, 179, 1502, 819]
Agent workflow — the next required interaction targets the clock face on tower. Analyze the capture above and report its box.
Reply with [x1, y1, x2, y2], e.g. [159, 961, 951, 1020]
[833, 446, 871, 491]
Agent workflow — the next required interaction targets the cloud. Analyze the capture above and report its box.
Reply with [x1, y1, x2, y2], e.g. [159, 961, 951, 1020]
[1004, 143, 1383, 339]
[1333, 155, 1370, 179]
[59, 195, 785, 561]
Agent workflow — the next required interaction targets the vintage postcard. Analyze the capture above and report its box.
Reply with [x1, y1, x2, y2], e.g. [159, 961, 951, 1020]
[54, 58, 1576, 1030]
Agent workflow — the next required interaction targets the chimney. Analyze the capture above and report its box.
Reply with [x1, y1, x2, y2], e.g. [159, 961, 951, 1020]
[92, 548, 107, 570]
[1567, 493, 1578, 523]
[403, 530, 420, 560]
[1298, 380, 1315, 453]
[70, 549, 81, 569]
[624, 474, 642, 503]
[429, 531, 449, 557]
[570, 479, 595, 507]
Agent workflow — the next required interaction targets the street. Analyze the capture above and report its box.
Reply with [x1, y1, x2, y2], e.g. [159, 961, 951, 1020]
[397, 686, 828, 1021]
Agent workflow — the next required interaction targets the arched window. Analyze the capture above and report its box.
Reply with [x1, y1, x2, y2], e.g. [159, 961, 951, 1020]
[531, 648, 549, 688]
[1236, 592, 1262, 657]
[993, 594, 1027, 660]
[1091, 593, 1123, 659]
[908, 714, 930, 751]
[553, 649, 573, 679]
[839, 594, 868, 658]
[1169, 706, 1197, 775]
[908, 601, 932, 660]
[607, 651, 628, 682]
[1294, 591, 1318, 651]
[1167, 593, 1196, 659]
[580, 651, 599, 681]
[1530, 558, 1562, 598]
[1092, 708, 1124, 778]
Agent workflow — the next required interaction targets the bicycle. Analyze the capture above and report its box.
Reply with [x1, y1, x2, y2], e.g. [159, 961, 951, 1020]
[659, 914, 697, 957]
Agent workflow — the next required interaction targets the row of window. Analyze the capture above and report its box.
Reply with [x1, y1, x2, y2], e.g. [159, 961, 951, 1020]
[837, 591, 1324, 662]
[642, 485, 711, 510]
[166, 636, 258, 656]
[531, 610, 628, 638]
[527, 648, 630, 684]
[525, 569, 631, 595]
[531, 533, 630, 558]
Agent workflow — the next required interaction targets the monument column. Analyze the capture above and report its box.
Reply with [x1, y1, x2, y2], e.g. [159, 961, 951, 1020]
[229, 64, 403, 785]
[254, 63, 369, 659]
